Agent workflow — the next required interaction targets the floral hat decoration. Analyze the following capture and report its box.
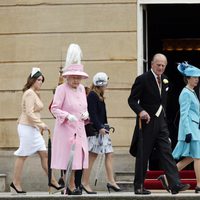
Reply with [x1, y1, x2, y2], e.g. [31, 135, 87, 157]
[62, 43, 88, 79]
[177, 61, 200, 77]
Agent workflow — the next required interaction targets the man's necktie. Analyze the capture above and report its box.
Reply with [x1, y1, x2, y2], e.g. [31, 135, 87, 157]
[157, 76, 161, 87]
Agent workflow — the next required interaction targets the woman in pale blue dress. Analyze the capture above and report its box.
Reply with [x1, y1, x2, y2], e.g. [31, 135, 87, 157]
[158, 62, 200, 193]
[172, 62, 200, 193]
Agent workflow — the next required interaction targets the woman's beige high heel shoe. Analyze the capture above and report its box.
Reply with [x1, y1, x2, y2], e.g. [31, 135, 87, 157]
[10, 182, 26, 195]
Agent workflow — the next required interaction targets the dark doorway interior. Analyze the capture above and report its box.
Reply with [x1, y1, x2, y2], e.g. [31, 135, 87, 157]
[147, 4, 200, 170]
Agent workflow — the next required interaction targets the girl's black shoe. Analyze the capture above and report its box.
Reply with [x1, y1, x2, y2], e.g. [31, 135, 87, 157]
[80, 184, 97, 194]
[195, 186, 200, 193]
[107, 183, 121, 193]
[10, 182, 26, 195]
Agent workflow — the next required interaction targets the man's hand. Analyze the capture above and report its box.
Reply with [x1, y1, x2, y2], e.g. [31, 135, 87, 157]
[139, 110, 151, 124]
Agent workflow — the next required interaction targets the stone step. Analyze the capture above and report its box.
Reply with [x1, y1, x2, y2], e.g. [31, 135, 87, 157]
[115, 171, 134, 182]
[0, 150, 134, 192]
[116, 181, 134, 192]
[117, 179, 197, 192]
[115, 170, 197, 182]
[0, 174, 6, 192]
[115, 170, 197, 191]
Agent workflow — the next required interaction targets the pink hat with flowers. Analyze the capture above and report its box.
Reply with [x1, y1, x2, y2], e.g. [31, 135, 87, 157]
[62, 43, 88, 79]
[62, 64, 88, 78]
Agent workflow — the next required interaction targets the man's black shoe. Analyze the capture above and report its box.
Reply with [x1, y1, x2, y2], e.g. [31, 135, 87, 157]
[171, 183, 190, 194]
[134, 188, 151, 195]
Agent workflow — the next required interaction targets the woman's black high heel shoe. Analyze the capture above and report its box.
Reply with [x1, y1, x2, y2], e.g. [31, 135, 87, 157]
[80, 184, 97, 194]
[49, 183, 65, 194]
[10, 182, 26, 195]
[107, 183, 121, 193]
[49, 183, 64, 190]
[195, 186, 200, 193]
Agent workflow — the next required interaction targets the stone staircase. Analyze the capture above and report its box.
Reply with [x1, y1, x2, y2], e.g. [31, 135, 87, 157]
[0, 171, 199, 199]
[0, 149, 135, 192]
[115, 171, 134, 191]
[115, 170, 197, 191]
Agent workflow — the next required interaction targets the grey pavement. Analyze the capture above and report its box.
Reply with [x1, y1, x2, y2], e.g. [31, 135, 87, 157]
[0, 191, 200, 200]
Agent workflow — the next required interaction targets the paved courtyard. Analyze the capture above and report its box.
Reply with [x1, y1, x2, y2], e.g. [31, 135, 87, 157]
[0, 190, 200, 200]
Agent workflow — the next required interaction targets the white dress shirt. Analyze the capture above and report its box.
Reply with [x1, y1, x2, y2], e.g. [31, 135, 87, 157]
[151, 69, 163, 117]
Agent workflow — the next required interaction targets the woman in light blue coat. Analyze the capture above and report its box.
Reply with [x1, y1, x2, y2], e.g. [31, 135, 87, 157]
[172, 62, 200, 193]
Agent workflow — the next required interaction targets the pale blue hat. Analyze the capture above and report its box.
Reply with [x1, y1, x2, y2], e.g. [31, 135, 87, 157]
[177, 61, 200, 77]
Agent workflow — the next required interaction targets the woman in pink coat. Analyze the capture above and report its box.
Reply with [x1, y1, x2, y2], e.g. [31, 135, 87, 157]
[51, 44, 89, 195]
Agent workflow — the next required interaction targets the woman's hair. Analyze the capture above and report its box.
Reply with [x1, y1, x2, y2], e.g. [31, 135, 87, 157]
[22, 74, 44, 92]
[183, 76, 191, 84]
[85, 86, 90, 96]
[89, 84, 105, 101]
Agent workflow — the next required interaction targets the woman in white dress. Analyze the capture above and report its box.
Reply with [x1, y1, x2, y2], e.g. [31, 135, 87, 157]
[10, 68, 62, 194]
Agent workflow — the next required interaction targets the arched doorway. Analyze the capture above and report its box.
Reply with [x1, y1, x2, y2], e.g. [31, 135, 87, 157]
[137, 1, 200, 170]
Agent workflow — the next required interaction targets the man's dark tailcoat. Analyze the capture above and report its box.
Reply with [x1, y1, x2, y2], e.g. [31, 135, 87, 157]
[128, 70, 180, 189]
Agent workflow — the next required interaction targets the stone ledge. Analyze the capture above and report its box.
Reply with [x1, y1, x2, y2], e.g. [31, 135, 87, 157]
[0, 174, 6, 192]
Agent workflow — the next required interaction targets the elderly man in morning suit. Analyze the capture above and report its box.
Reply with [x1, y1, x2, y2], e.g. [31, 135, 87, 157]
[128, 53, 190, 194]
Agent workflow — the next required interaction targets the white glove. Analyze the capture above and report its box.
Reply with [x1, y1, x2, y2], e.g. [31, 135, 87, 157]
[67, 114, 78, 122]
[81, 111, 89, 120]
[42, 124, 49, 130]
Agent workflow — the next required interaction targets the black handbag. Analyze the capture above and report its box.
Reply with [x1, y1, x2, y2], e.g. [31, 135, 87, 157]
[85, 123, 98, 137]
